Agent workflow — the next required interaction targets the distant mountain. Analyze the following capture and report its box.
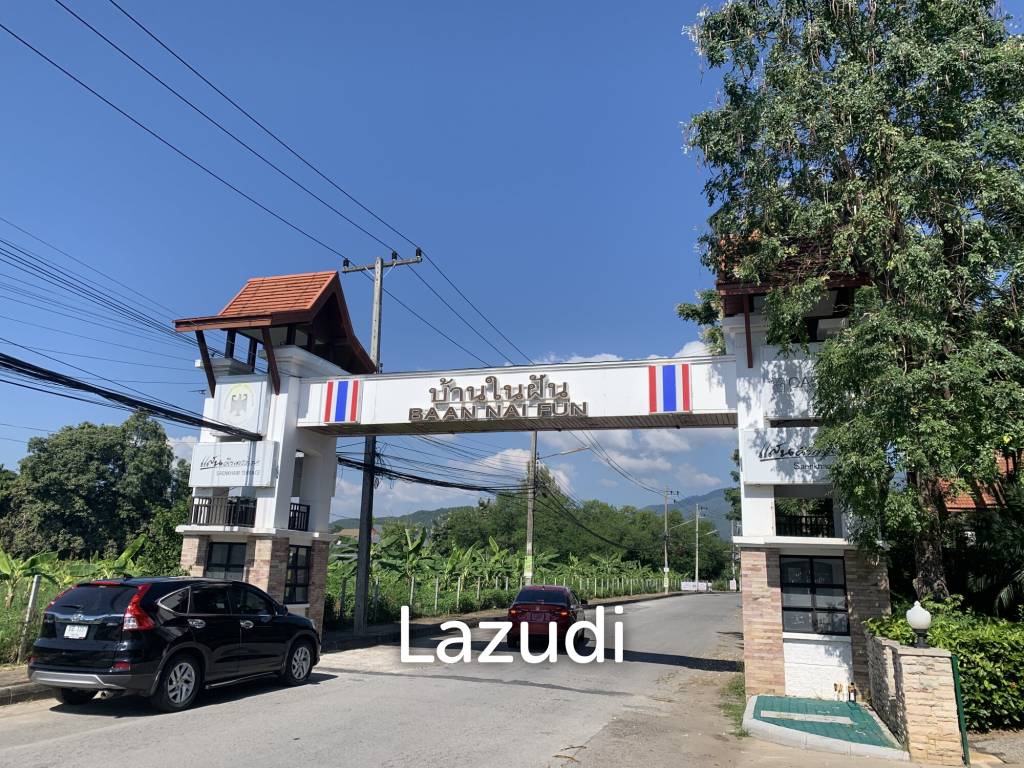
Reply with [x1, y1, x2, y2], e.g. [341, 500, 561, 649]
[641, 488, 735, 540]
[330, 505, 473, 533]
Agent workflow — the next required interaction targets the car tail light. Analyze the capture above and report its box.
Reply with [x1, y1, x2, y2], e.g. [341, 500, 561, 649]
[111, 661, 131, 671]
[558, 608, 569, 618]
[27, 656, 37, 665]
[123, 584, 154, 630]
[509, 607, 519, 616]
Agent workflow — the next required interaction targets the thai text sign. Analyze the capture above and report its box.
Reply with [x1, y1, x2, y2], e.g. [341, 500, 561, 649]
[189, 441, 277, 487]
[297, 356, 737, 432]
[739, 427, 832, 485]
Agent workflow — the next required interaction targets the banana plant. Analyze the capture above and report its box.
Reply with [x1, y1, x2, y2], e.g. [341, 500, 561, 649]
[377, 527, 436, 587]
[0, 547, 59, 608]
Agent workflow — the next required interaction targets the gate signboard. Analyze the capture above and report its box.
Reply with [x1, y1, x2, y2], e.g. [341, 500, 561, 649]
[297, 356, 737, 435]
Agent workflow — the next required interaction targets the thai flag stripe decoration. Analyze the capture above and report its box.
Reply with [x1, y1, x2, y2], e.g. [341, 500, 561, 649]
[323, 379, 361, 423]
[648, 363, 691, 413]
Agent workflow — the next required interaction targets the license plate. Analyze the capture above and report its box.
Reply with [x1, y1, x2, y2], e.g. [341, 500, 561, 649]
[63, 624, 88, 639]
[530, 613, 546, 621]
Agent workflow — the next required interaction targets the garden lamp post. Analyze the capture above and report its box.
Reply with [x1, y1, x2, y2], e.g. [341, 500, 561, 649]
[906, 601, 932, 648]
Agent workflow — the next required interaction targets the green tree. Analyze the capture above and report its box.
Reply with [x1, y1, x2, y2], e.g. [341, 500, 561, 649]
[681, 0, 1024, 597]
[0, 413, 176, 558]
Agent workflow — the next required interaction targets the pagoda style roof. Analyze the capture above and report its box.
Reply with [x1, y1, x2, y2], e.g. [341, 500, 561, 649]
[175, 270, 374, 378]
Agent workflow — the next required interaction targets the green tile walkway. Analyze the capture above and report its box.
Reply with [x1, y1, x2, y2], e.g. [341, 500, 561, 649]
[753, 696, 898, 749]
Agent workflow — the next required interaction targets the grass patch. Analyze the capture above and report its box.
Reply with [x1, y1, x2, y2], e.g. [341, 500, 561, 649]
[720, 672, 749, 737]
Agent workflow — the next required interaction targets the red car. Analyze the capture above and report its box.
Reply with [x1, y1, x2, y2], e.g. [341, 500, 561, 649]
[506, 585, 587, 649]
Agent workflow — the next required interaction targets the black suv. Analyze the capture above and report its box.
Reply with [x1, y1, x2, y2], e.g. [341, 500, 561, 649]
[28, 577, 320, 712]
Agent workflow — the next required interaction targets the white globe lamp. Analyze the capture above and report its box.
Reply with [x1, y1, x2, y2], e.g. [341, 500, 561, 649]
[905, 601, 932, 648]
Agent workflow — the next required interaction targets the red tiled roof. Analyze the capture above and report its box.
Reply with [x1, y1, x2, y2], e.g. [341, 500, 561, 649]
[219, 271, 337, 318]
[174, 270, 374, 374]
[943, 455, 1017, 512]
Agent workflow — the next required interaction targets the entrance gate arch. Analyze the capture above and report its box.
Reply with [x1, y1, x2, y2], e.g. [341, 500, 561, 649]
[175, 270, 889, 701]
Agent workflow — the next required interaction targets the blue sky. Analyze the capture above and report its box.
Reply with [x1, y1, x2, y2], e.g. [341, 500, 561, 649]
[0, 1, 746, 519]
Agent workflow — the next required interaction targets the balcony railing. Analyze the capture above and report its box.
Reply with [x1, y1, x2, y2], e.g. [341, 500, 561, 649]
[189, 496, 257, 527]
[775, 511, 836, 538]
[288, 502, 310, 531]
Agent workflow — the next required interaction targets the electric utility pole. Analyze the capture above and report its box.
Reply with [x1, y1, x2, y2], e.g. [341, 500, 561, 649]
[662, 487, 679, 593]
[694, 503, 704, 592]
[344, 250, 422, 634]
[524, 431, 538, 585]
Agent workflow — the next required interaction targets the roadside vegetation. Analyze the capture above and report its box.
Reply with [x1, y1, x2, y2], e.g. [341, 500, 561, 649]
[719, 672, 748, 737]
[867, 596, 1024, 733]
[323, 527, 704, 628]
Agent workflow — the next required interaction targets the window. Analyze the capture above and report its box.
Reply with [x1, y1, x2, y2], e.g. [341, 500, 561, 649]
[158, 587, 190, 614]
[514, 588, 569, 606]
[190, 584, 232, 615]
[232, 584, 274, 616]
[205, 542, 246, 580]
[780, 555, 848, 635]
[285, 545, 311, 604]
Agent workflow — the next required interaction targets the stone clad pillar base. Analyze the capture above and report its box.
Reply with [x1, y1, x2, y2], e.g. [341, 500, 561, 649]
[248, 537, 290, 602]
[740, 547, 786, 695]
[845, 549, 891, 691]
[179, 534, 210, 576]
[306, 539, 330, 632]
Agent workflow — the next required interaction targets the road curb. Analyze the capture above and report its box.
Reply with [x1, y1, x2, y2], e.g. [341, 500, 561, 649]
[0, 678, 52, 707]
[320, 590, 713, 655]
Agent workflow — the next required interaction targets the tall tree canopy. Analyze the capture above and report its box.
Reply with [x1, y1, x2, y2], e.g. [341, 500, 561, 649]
[0, 413, 182, 558]
[681, 0, 1024, 597]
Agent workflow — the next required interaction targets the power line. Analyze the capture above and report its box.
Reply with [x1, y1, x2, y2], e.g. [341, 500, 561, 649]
[0, 21, 350, 262]
[0, 341, 198, 371]
[0, 350, 259, 440]
[104, 0, 533, 365]
[53, 0, 396, 253]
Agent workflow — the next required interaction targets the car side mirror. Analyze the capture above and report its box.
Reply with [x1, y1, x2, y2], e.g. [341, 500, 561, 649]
[277, 604, 289, 616]
[581, 599, 589, 606]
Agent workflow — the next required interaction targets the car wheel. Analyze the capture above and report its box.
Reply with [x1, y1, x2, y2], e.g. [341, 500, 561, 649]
[55, 688, 97, 706]
[280, 640, 314, 686]
[150, 654, 201, 712]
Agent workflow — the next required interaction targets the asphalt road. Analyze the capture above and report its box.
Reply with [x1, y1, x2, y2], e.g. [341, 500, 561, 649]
[0, 593, 741, 768]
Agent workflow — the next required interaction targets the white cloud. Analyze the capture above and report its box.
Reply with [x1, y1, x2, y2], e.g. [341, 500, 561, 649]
[598, 478, 618, 488]
[606, 450, 671, 473]
[540, 352, 623, 364]
[676, 463, 723, 491]
[167, 434, 197, 462]
[675, 340, 708, 357]
[638, 430, 691, 453]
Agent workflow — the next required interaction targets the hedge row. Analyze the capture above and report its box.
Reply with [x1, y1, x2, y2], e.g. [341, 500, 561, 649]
[866, 597, 1024, 732]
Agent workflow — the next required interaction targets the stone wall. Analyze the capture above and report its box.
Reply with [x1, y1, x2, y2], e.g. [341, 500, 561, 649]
[179, 534, 210, 576]
[865, 632, 965, 765]
[740, 547, 786, 695]
[306, 539, 330, 631]
[249, 537, 290, 602]
[846, 551, 891, 690]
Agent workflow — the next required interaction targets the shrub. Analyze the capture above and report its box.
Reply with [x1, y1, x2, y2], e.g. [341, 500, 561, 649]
[866, 596, 1024, 732]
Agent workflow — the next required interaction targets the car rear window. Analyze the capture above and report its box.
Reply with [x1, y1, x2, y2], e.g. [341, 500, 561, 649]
[50, 584, 136, 615]
[514, 588, 568, 605]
